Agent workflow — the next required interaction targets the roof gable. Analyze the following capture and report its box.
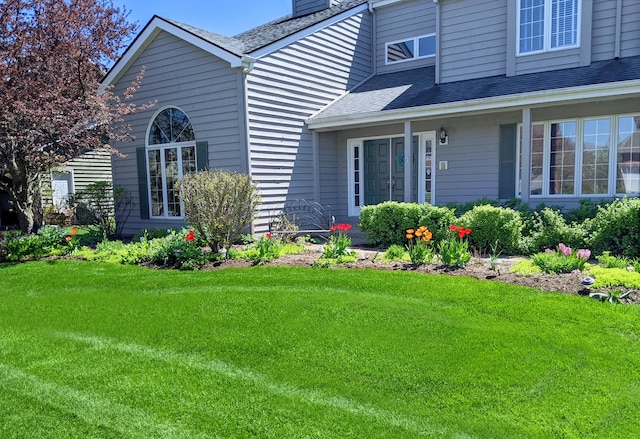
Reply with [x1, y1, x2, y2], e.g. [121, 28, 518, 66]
[101, 16, 245, 89]
[102, 0, 368, 89]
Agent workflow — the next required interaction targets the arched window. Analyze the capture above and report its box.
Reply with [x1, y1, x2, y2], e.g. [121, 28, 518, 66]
[146, 107, 196, 218]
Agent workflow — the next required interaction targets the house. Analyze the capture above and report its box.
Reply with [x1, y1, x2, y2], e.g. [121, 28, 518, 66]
[103, 0, 640, 236]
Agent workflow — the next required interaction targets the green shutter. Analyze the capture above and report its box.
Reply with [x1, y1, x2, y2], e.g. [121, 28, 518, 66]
[196, 141, 209, 171]
[498, 124, 517, 199]
[136, 147, 150, 220]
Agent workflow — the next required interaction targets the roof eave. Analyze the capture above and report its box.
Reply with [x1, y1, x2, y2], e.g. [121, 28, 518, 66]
[306, 79, 640, 131]
[100, 16, 243, 92]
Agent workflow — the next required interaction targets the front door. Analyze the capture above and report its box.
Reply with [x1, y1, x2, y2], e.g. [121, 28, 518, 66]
[364, 138, 406, 205]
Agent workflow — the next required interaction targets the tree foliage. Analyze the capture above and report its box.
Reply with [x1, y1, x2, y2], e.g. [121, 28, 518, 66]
[0, 0, 149, 232]
[179, 170, 260, 252]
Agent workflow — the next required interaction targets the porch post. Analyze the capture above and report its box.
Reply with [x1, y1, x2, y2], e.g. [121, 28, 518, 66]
[521, 108, 532, 203]
[404, 121, 412, 202]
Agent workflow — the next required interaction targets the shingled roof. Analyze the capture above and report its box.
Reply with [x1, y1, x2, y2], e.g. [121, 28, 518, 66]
[311, 55, 640, 122]
[166, 0, 367, 56]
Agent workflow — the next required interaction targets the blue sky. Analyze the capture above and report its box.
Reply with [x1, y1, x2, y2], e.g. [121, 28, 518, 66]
[113, 0, 293, 37]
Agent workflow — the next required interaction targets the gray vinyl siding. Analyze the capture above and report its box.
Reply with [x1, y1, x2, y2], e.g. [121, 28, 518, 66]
[43, 149, 113, 209]
[439, 0, 507, 83]
[293, 0, 337, 17]
[375, 0, 436, 74]
[246, 11, 372, 232]
[621, 1, 640, 58]
[110, 30, 246, 234]
[65, 150, 112, 192]
[591, 0, 617, 61]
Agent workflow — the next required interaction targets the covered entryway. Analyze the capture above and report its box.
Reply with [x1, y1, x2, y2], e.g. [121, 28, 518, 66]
[348, 132, 436, 216]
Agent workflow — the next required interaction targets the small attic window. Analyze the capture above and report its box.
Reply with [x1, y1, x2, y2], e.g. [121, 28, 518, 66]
[148, 107, 195, 145]
[386, 34, 436, 64]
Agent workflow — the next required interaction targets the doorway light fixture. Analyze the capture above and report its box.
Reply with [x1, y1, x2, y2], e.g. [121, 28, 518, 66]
[439, 126, 449, 145]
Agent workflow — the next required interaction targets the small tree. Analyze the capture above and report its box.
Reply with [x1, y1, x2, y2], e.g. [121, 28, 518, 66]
[72, 181, 133, 237]
[0, 0, 151, 233]
[179, 170, 260, 252]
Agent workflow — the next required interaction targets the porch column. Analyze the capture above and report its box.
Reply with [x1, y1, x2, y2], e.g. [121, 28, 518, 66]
[404, 121, 413, 202]
[521, 108, 532, 203]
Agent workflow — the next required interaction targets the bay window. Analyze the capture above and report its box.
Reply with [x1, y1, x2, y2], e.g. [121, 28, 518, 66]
[518, 115, 640, 197]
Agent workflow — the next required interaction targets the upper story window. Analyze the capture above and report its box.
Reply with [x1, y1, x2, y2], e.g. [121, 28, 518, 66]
[518, 0, 580, 55]
[146, 107, 197, 219]
[386, 34, 436, 64]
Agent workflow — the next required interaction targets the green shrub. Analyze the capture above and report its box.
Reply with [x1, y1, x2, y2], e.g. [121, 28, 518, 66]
[587, 266, 640, 290]
[585, 197, 640, 258]
[597, 251, 632, 269]
[458, 205, 523, 255]
[564, 199, 604, 223]
[3, 225, 71, 261]
[522, 208, 586, 255]
[179, 170, 260, 252]
[383, 244, 406, 261]
[359, 202, 455, 247]
[445, 197, 500, 217]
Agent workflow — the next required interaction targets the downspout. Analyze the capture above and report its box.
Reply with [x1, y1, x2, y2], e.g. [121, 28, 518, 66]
[614, 0, 622, 59]
[240, 55, 256, 234]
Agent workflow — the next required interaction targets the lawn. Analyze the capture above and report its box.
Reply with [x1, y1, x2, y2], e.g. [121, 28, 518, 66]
[1, 261, 639, 438]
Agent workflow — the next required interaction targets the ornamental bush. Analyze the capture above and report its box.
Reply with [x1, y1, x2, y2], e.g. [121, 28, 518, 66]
[458, 205, 523, 255]
[584, 197, 640, 258]
[521, 207, 586, 255]
[359, 202, 455, 247]
[179, 170, 260, 252]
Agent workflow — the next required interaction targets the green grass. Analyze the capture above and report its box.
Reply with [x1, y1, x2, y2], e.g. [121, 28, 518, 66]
[1, 261, 640, 438]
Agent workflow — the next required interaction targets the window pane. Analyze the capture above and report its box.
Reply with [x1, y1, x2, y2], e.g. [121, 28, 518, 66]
[182, 146, 196, 176]
[418, 35, 436, 57]
[165, 148, 181, 217]
[528, 124, 545, 195]
[387, 40, 415, 63]
[551, 0, 578, 48]
[148, 150, 164, 217]
[617, 116, 640, 194]
[549, 121, 576, 195]
[519, 0, 545, 53]
[148, 108, 195, 145]
[582, 119, 610, 195]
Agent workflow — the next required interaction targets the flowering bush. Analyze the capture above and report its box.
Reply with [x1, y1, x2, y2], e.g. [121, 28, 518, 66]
[531, 243, 591, 274]
[438, 225, 473, 268]
[322, 223, 355, 259]
[405, 225, 434, 265]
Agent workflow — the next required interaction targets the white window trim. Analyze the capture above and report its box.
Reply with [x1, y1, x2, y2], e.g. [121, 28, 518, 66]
[385, 33, 436, 65]
[516, 0, 581, 57]
[516, 114, 639, 198]
[347, 132, 436, 217]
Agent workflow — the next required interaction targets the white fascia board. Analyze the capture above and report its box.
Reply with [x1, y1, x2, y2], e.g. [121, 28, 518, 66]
[248, 3, 369, 59]
[306, 79, 640, 130]
[101, 17, 242, 91]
